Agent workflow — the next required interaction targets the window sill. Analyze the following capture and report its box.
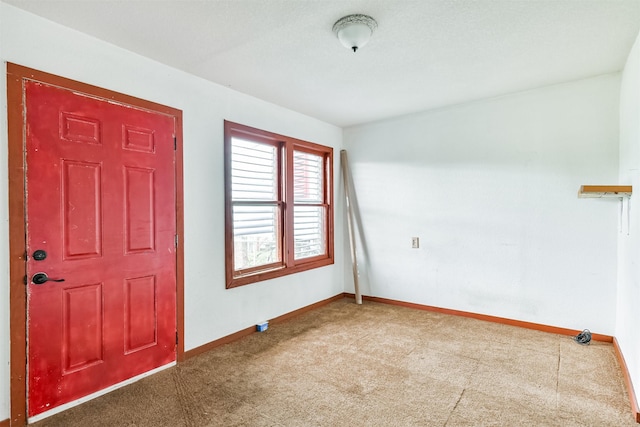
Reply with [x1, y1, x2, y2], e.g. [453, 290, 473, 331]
[226, 257, 334, 289]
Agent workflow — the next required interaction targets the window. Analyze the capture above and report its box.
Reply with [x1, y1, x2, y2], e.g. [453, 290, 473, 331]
[224, 121, 333, 288]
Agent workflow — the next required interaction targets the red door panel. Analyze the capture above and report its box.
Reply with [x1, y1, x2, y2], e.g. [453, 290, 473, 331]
[62, 160, 103, 258]
[26, 81, 176, 417]
[62, 284, 104, 374]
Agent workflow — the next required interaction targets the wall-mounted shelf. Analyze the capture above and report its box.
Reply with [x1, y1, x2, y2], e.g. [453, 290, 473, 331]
[578, 185, 632, 198]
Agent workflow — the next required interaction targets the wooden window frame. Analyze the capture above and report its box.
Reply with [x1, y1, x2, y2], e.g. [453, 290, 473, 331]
[224, 121, 334, 288]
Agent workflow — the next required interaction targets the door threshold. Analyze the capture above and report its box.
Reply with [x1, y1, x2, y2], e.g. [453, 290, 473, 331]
[27, 361, 176, 424]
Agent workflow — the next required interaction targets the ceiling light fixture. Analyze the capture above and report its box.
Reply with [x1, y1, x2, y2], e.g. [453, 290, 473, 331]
[332, 14, 377, 53]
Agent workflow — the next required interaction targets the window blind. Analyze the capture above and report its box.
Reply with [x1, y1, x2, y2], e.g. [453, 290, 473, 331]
[293, 150, 325, 259]
[231, 138, 279, 270]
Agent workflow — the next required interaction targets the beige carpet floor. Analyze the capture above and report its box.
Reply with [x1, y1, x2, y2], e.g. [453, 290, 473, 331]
[33, 298, 636, 426]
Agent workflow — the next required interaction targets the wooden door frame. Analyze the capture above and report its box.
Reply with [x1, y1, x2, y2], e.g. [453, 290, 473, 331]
[6, 63, 185, 426]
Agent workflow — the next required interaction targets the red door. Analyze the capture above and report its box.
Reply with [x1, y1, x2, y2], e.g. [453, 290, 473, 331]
[25, 81, 177, 417]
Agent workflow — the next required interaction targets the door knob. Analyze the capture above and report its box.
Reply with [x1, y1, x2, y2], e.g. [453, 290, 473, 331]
[32, 272, 65, 285]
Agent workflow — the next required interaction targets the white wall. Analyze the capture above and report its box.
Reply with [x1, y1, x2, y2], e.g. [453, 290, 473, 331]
[0, 3, 344, 421]
[344, 75, 621, 333]
[617, 29, 640, 405]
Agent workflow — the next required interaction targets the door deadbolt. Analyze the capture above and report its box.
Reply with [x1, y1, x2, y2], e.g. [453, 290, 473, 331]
[32, 250, 47, 261]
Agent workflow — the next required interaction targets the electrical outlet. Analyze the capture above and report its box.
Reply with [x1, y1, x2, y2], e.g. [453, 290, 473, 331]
[411, 237, 419, 249]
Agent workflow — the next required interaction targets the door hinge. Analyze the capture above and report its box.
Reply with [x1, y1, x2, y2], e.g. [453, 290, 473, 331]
[173, 136, 177, 150]
[175, 234, 179, 248]
[176, 331, 179, 345]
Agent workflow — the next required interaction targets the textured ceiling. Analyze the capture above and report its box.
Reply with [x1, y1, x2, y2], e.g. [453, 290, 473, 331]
[4, 0, 640, 127]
